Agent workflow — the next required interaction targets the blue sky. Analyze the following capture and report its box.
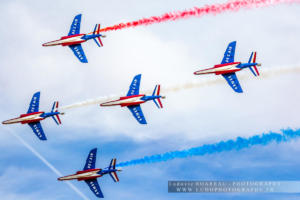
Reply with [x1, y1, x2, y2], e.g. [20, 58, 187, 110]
[0, 0, 300, 199]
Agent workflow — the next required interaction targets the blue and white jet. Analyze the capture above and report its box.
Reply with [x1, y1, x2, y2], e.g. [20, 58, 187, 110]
[194, 41, 261, 93]
[43, 14, 105, 63]
[2, 92, 63, 140]
[100, 74, 165, 124]
[58, 148, 121, 198]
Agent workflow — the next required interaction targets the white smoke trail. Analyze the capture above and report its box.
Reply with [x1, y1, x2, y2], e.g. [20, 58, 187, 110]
[60, 95, 118, 110]
[157, 65, 300, 94]
[61, 65, 300, 110]
[7, 129, 89, 200]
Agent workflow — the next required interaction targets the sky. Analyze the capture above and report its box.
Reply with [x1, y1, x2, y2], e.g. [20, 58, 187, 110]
[0, 0, 300, 199]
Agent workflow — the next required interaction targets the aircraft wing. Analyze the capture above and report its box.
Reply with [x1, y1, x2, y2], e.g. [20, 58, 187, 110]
[222, 73, 243, 93]
[68, 14, 81, 36]
[28, 122, 47, 140]
[221, 41, 236, 64]
[126, 74, 141, 96]
[27, 92, 40, 113]
[83, 148, 97, 170]
[128, 105, 147, 124]
[69, 44, 88, 63]
[85, 179, 104, 198]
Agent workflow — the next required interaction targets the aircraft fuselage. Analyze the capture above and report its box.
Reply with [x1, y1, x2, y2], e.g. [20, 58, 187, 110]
[2, 112, 45, 125]
[100, 94, 163, 107]
[43, 34, 86, 47]
[194, 62, 261, 76]
[43, 33, 103, 47]
[2, 111, 60, 125]
[58, 168, 119, 181]
[58, 168, 103, 181]
[101, 95, 147, 107]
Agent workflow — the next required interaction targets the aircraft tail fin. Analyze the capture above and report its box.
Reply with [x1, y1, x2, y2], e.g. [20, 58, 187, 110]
[108, 158, 120, 182]
[152, 85, 164, 109]
[248, 52, 260, 76]
[51, 101, 62, 125]
[92, 24, 104, 47]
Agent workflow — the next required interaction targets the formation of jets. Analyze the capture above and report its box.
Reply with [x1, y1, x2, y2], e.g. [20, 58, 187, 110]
[4, 14, 263, 198]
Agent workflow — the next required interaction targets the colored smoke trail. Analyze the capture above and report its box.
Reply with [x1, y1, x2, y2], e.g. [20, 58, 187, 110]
[60, 65, 300, 110]
[7, 129, 89, 200]
[116, 128, 300, 167]
[100, 0, 299, 32]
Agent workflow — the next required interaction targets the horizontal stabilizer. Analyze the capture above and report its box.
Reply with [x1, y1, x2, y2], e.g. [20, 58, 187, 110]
[108, 158, 120, 182]
[93, 24, 103, 47]
[51, 101, 62, 125]
[248, 52, 260, 76]
[152, 85, 163, 109]
[109, 171, 119, 182]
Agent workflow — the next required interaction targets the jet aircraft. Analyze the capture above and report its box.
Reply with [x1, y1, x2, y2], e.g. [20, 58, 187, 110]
[58, 148, 121, 198]
[43, 14, 105, 63]
[100, 74, 165, 124]
[2, 92, 63, 140]
[194, 41, 261, 93]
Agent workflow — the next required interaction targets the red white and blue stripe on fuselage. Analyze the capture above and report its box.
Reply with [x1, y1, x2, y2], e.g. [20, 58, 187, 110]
[194, 41, 261, 93]
[100, 74, 164, 125]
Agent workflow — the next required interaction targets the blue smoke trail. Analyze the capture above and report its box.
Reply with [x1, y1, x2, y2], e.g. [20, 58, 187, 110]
[116, 128, 300, 167]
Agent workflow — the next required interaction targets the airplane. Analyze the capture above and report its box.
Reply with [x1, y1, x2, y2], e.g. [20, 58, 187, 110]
[100, 74, 165, 124]
[58, 148, 121, 198]
[194, 41, 261, 93]
[2, 92, 63, 140]
[42, 14, 105, 63]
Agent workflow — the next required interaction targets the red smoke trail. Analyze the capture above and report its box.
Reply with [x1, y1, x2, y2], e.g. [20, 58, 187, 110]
[100, 0, 299, 32]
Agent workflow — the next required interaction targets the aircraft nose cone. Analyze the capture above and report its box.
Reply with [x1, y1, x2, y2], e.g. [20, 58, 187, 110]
[193, 71, 198, 75]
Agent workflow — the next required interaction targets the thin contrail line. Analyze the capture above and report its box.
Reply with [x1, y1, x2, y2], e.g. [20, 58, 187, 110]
[7, 129, 89, 200]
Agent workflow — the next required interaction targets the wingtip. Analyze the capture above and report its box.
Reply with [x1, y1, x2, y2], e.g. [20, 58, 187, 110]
[91, 147, 98, 152]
